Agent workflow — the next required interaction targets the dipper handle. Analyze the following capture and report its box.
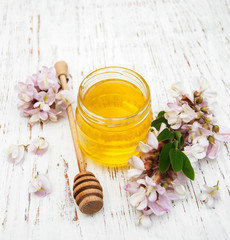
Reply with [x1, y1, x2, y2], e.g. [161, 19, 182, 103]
[54, 61, 86, 173]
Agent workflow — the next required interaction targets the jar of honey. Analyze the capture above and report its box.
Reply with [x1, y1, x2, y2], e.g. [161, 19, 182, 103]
[76, 66, 152, 167]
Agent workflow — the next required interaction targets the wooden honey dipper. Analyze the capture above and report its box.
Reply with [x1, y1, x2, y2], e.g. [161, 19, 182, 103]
[55, 61, 103, 215]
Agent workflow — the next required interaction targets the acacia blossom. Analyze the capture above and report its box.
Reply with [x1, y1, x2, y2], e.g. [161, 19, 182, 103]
[125, 134, 187, 227]
[29, 137, 49, 156]
[125, 78, 230, 227]
[165, 78, 230, 164]
[199, 181, 219, 208]
[28, 173, 52, 197]
[135, 123, 166, 153]
[7, 144, 26, 164]
[16, 66, 75, 124]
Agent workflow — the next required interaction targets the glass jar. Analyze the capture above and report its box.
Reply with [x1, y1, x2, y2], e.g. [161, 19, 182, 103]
[76, 66, 152, 167]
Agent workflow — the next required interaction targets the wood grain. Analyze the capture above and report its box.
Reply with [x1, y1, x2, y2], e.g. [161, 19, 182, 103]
[0, 0, 230, 239]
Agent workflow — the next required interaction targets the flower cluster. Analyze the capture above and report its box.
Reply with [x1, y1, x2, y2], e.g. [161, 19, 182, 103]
[124, 78, 230, 227]
[125, 125, 187, 227]
[16, 66, 75, 124]
[166, 79, 230, 166]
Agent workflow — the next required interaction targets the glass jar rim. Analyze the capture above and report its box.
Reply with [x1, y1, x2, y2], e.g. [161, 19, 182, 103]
[78, 66, 151, 122]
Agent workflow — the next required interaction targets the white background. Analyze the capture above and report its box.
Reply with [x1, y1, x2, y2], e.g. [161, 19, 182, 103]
[0, 0, 230, 239]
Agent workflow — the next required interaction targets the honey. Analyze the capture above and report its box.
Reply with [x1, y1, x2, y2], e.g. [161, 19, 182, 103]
[76, 67, 152, 167]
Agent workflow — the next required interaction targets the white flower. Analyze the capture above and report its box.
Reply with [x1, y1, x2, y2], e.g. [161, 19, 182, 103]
[192, 77, 217, 106]
[127, 156, 145, 179]
[164, 103, 183, 129]
[136, 131, 158, 153]
[29, 137, 49, 156]
[170, 174, 187, 199]
[199, 181, 219, 208]
[136, 123, 166, 153]
[28, 173, 52, 197]
[37, 66, 59, 91]
[179, 103, 197, 123]
[138, 213, 152, 228]
[129, 187, 147, 210]
[56, 90, 75, 109]
[186, 121, 211, 143]
[184, 136, 209, 160]
[7, 144, 25, 164]
[171, 82, 184, 98]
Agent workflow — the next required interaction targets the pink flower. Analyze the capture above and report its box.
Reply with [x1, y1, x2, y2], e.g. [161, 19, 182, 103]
[127, 156, 145, 179]
[37, 66, 59, 91]
[136, 123, 166, 153]
[186, 122, 211, 143]
[28, 108, 49, 123]
[184, 136, 209, 166]
[129, 187, 148, 210]
[56, 90, 75, 109]
[199, 181, 219, 208]
[214, 126, 230, 142]
[164, 103, 183, 129]
[179, 103, 197, 123]
[16, 65, 75, 125]
[29, 173, 52, 197]
[29, 137, 49, 156]
[138, 214, 152, 227]
[167, 174, 187, 200]
[192, 77, 217, 105]
[16, 82, 37, 102]
[34, 90, 56, 112]
[26, 74, 39, 86]
[171, 82, 185, 98]
[124, 182, 140, 194]
[128, 176, 167, 212]
[206, 141, 220, 159]
[7, 144, 25, 164]
[149, 193, 171, 216]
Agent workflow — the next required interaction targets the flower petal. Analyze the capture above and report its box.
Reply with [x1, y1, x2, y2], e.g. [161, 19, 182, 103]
[149, 202, 165, 216]
[129, 188, 145, 208]
[124, 182, 140, 193]
[156, 185, 166, 195]
[127, 169, 143, 179]
[148, 191, 157, 202]
[147, 131, 158, 149]
[206, 197, 215, 208]
[157, 194, 171, 211]
[136, 197, 148, 210]
[137, 141, 153, 153]
[131, 156, 145, 170]
[206, 142, 220, 159]
[166, 191, 180, 200]
[139, 214, 151, 227]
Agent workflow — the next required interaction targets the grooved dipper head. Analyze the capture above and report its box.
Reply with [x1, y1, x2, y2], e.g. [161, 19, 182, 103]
[73, 171, 103, 214]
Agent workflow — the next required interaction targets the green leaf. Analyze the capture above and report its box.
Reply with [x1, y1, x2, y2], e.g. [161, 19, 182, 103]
[157, 128, 174, 142]
[173, 139, 179, 148]
[174, 131, 182, 141]
[159, 142, 173, 173]
[180, 136, 185, 148]
[169, 148, 183, 172]
[151, 117, 169, 131]
[157, 111, 165, 118]
[174, 131, 184, 148]
[182, 153, 195, 180]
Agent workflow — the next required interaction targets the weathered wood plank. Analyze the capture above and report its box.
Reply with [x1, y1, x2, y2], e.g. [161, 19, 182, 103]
[0, 0, 230, 239]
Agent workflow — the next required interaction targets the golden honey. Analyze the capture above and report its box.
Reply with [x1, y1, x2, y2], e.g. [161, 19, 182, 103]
[76, 67, 152, 167]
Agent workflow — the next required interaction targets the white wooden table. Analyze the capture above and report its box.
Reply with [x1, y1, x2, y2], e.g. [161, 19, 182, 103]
[1, 0, 230, 239]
